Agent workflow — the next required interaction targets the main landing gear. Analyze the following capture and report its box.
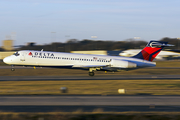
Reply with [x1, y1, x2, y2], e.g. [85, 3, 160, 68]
[89, 68, 97, 76]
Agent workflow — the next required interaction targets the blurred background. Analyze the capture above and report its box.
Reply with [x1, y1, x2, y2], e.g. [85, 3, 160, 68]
[1, 37, 180, 61]
[1, 0, 180, 120]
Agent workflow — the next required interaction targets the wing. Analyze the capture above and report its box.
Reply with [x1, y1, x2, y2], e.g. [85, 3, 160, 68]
[72, 64, 107, 68]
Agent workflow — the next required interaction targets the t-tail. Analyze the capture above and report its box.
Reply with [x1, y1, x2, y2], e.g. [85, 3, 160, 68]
[132, 40, 174, 61]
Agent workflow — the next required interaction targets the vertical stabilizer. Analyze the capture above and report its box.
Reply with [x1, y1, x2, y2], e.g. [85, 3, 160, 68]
[132, 41, 173, 61]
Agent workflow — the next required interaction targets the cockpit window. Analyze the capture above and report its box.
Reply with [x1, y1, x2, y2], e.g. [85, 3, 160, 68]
[13, 52, 20, 56]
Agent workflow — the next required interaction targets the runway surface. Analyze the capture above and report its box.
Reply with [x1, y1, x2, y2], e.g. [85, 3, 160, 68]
[1, 105, 180, 112]
[0, 75, 180, 81]
[1, 95, 180, 106]
[0, 95, 180, 112]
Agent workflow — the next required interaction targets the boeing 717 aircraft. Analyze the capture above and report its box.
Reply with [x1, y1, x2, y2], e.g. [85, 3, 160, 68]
[3, 41, 173, 76]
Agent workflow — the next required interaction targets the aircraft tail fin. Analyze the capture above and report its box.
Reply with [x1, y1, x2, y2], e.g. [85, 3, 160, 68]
[132, 40, 173, 61]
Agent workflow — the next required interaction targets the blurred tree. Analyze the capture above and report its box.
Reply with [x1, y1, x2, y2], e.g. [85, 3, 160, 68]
[0, 47, 5, 51]
[66, 39, 79, 43]
[18, 39, 178, 52]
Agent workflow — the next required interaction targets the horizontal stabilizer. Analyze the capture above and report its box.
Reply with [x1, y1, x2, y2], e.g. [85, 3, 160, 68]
[147, 41, 174, 47]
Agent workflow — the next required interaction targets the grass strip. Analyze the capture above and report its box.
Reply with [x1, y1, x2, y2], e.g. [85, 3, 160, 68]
[1, 112, 180, 120]
[0, 80, 180, 95]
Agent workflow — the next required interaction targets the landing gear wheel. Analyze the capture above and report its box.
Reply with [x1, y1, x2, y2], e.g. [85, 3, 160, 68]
[89, 72, 94, 76]
[11, 68, 15, 71]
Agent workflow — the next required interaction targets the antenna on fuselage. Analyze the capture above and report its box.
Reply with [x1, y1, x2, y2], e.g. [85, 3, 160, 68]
[41, 49, 43, 52]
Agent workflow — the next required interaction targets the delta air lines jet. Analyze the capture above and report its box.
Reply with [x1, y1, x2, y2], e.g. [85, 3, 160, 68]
[3, 41, 173, 76]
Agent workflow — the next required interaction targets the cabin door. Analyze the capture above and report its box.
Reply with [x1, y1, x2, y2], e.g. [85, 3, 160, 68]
[20, 53, 25, 61]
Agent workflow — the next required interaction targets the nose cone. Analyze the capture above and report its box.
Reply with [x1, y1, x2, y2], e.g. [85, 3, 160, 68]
[3, 57, 12, 64]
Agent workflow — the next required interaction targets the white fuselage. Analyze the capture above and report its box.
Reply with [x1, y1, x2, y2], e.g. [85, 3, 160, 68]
[3, 50, 156, 71]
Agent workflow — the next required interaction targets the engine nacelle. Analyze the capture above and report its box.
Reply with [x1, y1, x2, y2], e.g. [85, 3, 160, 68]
[110, 59, 137, 68]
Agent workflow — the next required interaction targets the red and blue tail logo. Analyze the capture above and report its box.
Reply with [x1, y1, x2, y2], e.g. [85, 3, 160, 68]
[132, 41, 172, 61]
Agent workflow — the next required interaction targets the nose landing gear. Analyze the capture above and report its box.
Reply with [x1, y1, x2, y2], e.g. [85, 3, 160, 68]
[11, 65, 15, 71]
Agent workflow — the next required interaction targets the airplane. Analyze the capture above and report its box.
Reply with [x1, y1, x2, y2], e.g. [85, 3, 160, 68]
[3, 41, 173, 76]
[120, 49, 180, 60]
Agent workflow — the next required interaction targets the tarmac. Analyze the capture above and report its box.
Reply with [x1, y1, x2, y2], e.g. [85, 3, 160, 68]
[0, 95, 180, 112]
[0, 74, 180, 81]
